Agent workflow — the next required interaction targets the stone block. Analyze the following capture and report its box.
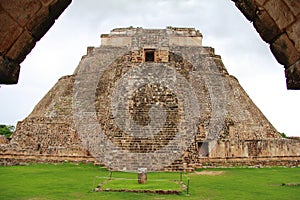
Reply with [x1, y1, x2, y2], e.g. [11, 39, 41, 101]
[287, 18, 300, 53]
[101, 37, 132, 47]
[157, 50, 169, 62]
[6, 31, 36, 63]
[26, 7, 54, 41]
[0, 0, 42, 26]
[0, 11, 23, 54]
[253, 10, 280, 43]
[270, 33, 300, 66]
[49, 0, 72, 20]
[169, 36, 202, 47]
[265, 0, 295, 30]
[0, 135, 9, 144]
[0, 55, 20, 84]
[40, 0, 56, 6]
[283, 0, 300, 16]
[254, 0, 267, 6]
[137, 168, 147, 184]
[234, 0, 257, 21]
[285, 60, 300, 89]
[131, 50, 143, 63]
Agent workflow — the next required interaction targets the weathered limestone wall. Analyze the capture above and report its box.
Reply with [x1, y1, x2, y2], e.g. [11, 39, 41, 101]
[233, 0, 300, 89]
[0, 0, 72, 84]
[222, 75, 280, 140]
[0, 74, 90, 163]
[208, 139, 300, 158]
[101, 27, 203, 48]
[164, 138, 300, 170]
[189, 137, 300, 168]
[0, 135, 8, 144]
[29, 75, 74, 118]
[198, 156, 300, 168]
[4, 117, 87, 156]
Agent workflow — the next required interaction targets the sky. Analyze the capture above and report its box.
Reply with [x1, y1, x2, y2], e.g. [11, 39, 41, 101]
[0, 0, 299, 136]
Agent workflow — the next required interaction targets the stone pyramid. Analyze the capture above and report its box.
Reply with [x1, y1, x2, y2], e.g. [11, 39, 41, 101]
[1, 27, 298, 170]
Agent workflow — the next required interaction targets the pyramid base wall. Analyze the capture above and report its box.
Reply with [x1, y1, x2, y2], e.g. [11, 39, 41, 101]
[195, 156, 300, 168]
[206, 139, 300, 158]
[1, 139, 299, 170]
[0, 153, 97, 166]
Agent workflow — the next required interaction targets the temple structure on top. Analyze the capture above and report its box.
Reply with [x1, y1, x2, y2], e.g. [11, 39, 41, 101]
[0, 27, 299, 171]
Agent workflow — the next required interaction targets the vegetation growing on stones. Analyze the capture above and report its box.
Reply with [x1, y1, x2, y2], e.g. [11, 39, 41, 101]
[280, 132, 287, 138]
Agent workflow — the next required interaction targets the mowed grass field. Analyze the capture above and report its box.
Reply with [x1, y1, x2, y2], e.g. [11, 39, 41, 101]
[0, 163, 299, 200]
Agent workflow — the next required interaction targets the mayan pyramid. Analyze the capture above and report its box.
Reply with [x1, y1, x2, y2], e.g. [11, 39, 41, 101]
[1, 27, 299, 171]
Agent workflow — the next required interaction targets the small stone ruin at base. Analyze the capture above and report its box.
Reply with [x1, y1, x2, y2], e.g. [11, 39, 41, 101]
[0, 27, 299, 171]
[138, 168, 147, 184]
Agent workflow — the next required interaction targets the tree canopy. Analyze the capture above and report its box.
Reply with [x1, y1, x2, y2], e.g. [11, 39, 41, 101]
[0, 124, 15, 138]
[280, 132, 287, 138]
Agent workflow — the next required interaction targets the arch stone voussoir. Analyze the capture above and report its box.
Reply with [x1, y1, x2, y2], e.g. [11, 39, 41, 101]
[232, 0, 300, 89]
[0, 0, 72, 84]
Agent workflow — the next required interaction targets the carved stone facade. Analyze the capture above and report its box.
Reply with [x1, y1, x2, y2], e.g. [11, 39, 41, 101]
[0, 27, 299, 170]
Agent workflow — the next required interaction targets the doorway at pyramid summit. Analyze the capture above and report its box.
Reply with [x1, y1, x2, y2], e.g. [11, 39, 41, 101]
[1, 27, 299, 171]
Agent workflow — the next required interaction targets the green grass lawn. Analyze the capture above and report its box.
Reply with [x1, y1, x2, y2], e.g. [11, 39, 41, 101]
[0, 163, 299, 200]
[100, 179, 182, 191]
[96, 170, 184, 192]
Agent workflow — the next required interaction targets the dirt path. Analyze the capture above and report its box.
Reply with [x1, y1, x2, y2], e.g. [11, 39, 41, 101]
[194, 170, 225, 176]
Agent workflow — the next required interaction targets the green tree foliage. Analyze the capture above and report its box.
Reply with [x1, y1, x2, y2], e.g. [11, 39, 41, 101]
[0, 125, 15, 138]
[280, 132, 287, 138]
